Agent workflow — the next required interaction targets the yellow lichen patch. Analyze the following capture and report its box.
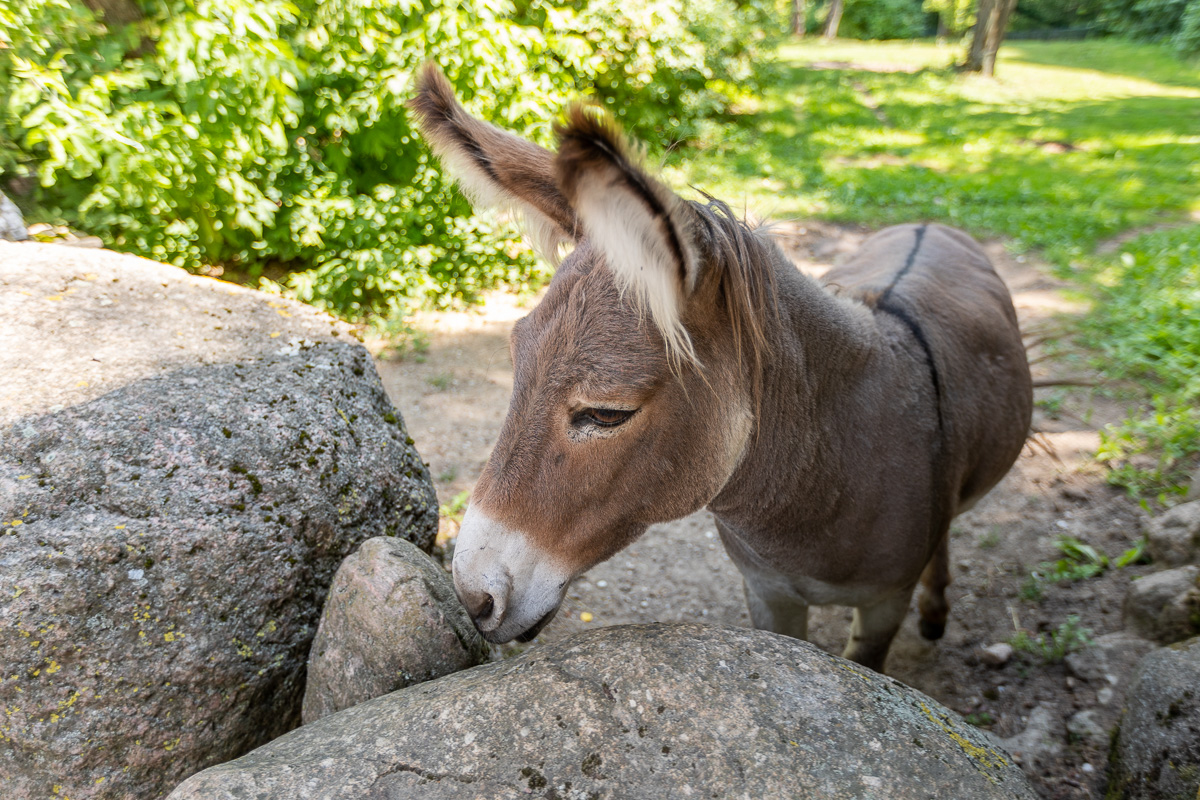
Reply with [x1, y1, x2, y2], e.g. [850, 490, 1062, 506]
[45, 295, 63, 302]
[114, 524, 125, 530]
[75, 381, 88, 388]
[580, 612, 594, 623]
[919, 701, 1008, 782]
[255, 620, 278, 638]
[17, 475, 30, 480]
[269, 332, 280, 338]
[45, 660, 61, 675]
[835, 661, 869, 681]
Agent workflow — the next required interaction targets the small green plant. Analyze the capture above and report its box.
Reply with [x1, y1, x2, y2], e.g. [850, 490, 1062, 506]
[1047, 535, 1109, 582]
[1009, 616, 1094, 664]
[1115, 537, 1151, 568]
[436, 466, 458, 484]
[439, 489, 471, 524]
[427, 373, 454, 392]
[1019, 573, 1044, 603]
[1035, 394, 1064, 421]
[964, 711, 995, 727]
[977, 529, 1001, 550]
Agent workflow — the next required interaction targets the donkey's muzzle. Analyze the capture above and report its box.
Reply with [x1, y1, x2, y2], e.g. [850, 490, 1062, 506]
[452, 504, 572, 644]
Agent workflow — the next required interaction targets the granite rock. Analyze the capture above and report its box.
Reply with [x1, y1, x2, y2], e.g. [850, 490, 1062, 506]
[0, 244, 437, 799]
[171, 623, 1037, 800]
[1123, 565, 1200, 645]
[1108, 637, 1200, 800]
[1146, 501, 1200, 567]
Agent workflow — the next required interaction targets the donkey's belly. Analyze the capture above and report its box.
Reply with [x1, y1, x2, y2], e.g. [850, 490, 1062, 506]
[738, 559, 902, 607]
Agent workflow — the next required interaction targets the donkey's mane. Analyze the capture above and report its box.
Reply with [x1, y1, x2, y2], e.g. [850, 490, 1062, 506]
[688, 196, 779, 395]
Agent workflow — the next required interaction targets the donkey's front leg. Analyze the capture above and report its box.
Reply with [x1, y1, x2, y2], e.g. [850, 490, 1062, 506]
[742, 576, 810, 641]
[844, 588, 915, 673]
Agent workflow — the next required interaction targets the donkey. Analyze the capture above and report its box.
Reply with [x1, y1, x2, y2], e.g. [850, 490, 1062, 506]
[410, 65, 1032, 673]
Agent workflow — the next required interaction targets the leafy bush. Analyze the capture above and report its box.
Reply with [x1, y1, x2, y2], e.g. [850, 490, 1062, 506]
[1, 0, 777, 320]
[840, 0, 931, 40]
[1175, 0, 1200, 57]
[1091, 0, 1192, 40]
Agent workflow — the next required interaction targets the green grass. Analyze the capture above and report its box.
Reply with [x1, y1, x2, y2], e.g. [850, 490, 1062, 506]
[666, 38, 1200, 499]
[1084, 226, 1200, 500]
[668, 39, 1200, 261]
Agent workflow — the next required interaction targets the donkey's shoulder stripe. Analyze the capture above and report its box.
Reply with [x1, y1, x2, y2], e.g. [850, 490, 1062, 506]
[878, 224, 927, 305]
[874, 298, 945, 435]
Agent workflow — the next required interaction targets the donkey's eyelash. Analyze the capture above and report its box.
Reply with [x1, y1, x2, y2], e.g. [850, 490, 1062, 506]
[572, 408, 637, 428]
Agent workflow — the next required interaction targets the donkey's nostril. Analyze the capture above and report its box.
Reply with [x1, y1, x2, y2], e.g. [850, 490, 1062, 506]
[478, 594, 495, 621]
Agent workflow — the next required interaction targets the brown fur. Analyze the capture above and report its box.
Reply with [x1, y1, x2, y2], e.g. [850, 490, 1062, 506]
[411, 65, 1033, 671]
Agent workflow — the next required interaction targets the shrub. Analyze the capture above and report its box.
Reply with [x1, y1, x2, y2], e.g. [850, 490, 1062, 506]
[1, 0, 777, 320]
[1175, 0, 1200, 57]
[840, 0, 931, 40]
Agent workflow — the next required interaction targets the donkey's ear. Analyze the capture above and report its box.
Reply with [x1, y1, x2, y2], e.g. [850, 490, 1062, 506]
[409, 64, 576, 261]
[554, 105, 701, 364]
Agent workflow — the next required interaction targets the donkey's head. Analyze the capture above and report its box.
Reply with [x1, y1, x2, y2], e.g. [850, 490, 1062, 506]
[411, 66, 774, 643]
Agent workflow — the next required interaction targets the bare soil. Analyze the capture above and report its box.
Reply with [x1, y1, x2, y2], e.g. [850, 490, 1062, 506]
[373, 223, 1152, 799]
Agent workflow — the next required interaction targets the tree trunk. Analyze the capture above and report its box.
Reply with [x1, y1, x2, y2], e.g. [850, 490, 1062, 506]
[823, 0, 844, 39]
[791, 0, 808, 36]
[964, 0, 1017, 76]
[979, 0, 1017, 76]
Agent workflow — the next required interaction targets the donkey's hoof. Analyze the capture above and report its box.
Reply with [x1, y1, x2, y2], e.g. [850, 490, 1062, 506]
[919, 619, 945, 641]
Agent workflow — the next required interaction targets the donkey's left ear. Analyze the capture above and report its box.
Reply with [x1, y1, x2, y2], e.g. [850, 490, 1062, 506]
[555, 106, 703, 363]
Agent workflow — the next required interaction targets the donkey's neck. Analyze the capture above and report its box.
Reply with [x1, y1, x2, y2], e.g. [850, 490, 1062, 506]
[709, 257, 881, 532]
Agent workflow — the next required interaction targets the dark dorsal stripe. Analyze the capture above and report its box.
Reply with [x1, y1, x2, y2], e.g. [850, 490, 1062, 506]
[871, 225, 945, 434]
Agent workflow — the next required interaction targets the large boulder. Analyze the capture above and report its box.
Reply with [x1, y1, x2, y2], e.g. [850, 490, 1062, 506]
[301, 536, 489, 723]
[170, 623, 1037, 799]
[1108, 637, 1200, 800]
[0, 243, 438, 799]
[1123, 565, 1200, 645]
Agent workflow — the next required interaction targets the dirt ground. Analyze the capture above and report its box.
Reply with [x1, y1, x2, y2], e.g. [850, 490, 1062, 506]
[373, 222, 1153, 799]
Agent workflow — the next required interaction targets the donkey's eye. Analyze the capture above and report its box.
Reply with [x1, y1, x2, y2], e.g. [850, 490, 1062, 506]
[577, 408, 636, 428]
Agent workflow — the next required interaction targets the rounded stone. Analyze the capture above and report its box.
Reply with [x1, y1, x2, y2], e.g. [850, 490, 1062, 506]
[302, 537, 489, 723]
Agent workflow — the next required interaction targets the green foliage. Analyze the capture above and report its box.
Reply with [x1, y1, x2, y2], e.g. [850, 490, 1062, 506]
[1091, 0, 1191, 41]
[964, 711, 995, 727]
[439, 489, 471, 523]
[1081, 226, 1200, 501]
[923, 0, 974, 35]
[839, 0, 931, 40]
[1174, 1, 1200, 57]
[1009, 615, 1093, 664]
[2, 0, 776, 321]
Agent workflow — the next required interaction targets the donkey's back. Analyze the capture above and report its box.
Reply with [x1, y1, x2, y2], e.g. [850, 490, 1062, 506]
[824, 222, 1031, 517]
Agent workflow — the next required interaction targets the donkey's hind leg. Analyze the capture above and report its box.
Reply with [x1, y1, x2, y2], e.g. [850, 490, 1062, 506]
[844, 589, 912, 673]
[743, 577, 809, 641]
[917, 531, 951, 641]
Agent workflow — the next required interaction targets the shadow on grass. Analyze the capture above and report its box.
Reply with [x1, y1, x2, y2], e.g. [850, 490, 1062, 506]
[681, 58, 1200, 255]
